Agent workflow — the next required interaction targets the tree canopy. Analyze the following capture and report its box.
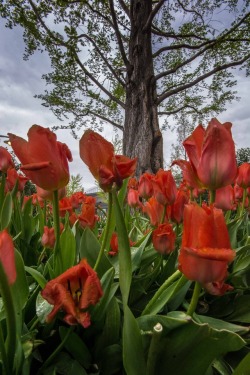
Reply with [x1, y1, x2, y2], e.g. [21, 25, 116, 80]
[1, 0, 250, 174]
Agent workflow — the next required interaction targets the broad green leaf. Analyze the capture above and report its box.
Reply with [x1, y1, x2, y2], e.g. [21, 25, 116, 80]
[193, 313, 249, 335]
[98, 344, 122, 375]
[0, 192, 12, 230]
[59, 326, 92, 368]
[80, 227, 112, 277]
[25, 266, 47, 289]
[36, 293, 53, 323]
[227, 295, 250, 323]
[59, 224, 76, 272]
[123, 305, 146, 375]
[43, 352, 87, 375]
[233, 352, 250, 375]
[112, 190, 132, 305]
[139, 311, 245, 375]
[11, 250, 29, 314]
[131, 231, 152, 271]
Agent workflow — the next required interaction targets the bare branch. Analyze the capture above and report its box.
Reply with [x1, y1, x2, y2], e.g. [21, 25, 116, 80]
[177, 0, 205, 25]
[71, 109, 124, 131]
[151, 24, 208, 40]
[157, 54, 250, 105]
[158, 105, 203, 116]
[153, 40, 213, 57]
[118, 0, 130, 18]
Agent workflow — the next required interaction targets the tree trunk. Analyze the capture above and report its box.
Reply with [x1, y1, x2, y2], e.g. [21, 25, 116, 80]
[123, 0, 163, 177]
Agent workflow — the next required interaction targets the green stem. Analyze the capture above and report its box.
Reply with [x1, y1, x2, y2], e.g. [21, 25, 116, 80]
[0, 173, 6, 213]
[0, 322, 10, 375]
[146, 323, 163, 375]
[241, 188, 247, 216]
[94, 192, 113, 271]
[160, 204, 167, 224]
[209, 190, 216, 204]
[187, 281, 202, 316]
[52, 190, 61, 272]
[0, 262, 17, 374]
[142, 270, 182, 316]
[37, 326, 74, 374]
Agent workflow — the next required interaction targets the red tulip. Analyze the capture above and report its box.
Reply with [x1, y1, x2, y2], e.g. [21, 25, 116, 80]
[41, 224, 64, 249]
[214, 185, 235, 211]
[152, 223, 176, 255]
[80, 130, 136, 191]
[178, 203, 235, 294]
[236, 162, 250, 189]
[168, 187, 189, 224]
[143, 197, 165, 226]
[138, 172, 154, 199]
[0, 146, 14, 172]
[8, 125, 72, 191]
[152, 169, 177, 206]
[183, 118, 237, 189]
[78, 196, 98, 229]
[6, 168, 29, 192]
[41, 259, 103, 327]
[127, 189, 142, 208]
[0, 229, 16, 285]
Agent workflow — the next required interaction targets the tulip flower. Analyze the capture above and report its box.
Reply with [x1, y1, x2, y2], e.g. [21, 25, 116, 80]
[168, 186, 190, 224]
[178, 203, 235, 295]
[41, 224, 64, 249]
[8, 125, 72, 191]
[138, 172, 154, 199]
[0, 229, 16, 285]
[214, 185, 235, 211]
[6, 168, 29, 192]
[236, 162, 250, 189]
[80, 130, 137, 191]
[70, 191, 86, 209]
[183, 119, 237, 190]
[152, 223, 176, 255]
[0, 146, 14, 172]
[41, 259, 103, 328]
[78, 196, 98, 229]
[36, 186, 66, 202]
[127, 188, 142, 208]
[152, 169, 177, 206]
[143, 197, 165, 226]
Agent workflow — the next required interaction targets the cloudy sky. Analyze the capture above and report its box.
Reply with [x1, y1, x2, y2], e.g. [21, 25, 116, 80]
[1, 18, 250, 191]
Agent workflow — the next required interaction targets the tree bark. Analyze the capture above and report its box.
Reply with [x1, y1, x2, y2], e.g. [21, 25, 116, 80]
[123, 0, 163, 177]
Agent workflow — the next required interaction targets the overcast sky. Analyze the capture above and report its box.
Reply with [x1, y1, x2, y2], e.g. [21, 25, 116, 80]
[0, 19, 249, 191]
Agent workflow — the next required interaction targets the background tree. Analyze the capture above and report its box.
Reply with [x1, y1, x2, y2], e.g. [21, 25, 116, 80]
[1, 0, 250, 175]
[236, 147, 250, 166]
[66, 173, 83, 196]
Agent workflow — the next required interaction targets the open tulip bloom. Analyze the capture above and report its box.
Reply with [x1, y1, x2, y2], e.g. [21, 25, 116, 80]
[1, 120, 250, 374]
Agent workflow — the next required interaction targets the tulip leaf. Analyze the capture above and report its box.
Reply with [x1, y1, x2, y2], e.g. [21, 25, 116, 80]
[59, 223, 76, 273]
[11, 250, 29, 314]
[123, 305, 147, 375]
[98, 344, 122, 375]
[0, 192, 12, 230]
[138, 312, 245, 375]
[43, 352, 87, 375]
[112, 190, 132, 306]
[80, 227, 112, 277]
[36, 293, 53, 323]
[233, 352, 250, 375]
[59, 326, 92, 369]
[25, 266, 47, 289]
[193, 313, 249, 335]
[227, 295, 250, 323]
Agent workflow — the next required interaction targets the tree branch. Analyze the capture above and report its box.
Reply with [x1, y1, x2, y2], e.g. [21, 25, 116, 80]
[158, 105, 203, 116]
[157, 54, 250, 105]
[108, 0, 130, 68]
[74, 53, 125, 109]
[143, 0, 166, 32]
[71, 109, 124, 131]
[118, 0, 130, 18]
[77, 33, 125, 87]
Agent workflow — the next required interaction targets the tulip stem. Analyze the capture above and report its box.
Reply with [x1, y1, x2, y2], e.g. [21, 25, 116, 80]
[209, 190, 216, 204]
[94, 192, 113, 272]
[187, 281, 202, 317]
[160, 204, 167, 224]
[52, 190, 61, 272]
[0, 262, 17, 374]
[0, 173, 6, 214]
[0, 322, 10, 375]
[241, 188, 247, 216]
[146, 323, 163, 375]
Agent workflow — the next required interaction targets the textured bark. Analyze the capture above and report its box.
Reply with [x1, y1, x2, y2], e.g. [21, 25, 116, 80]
[123, 0, 163, 177]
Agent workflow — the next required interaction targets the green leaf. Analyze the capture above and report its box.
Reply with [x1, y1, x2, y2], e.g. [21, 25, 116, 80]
[98, 344, 122, 375]
[80, 227, 112, 277]
[123, 305, 146, 375]
[227, 295, 250, 323]
[139, 312, 245, 375]
[0, 192, 12, 230]
[59, 223, 76, 273]
[233, 352, 250, 375]
[25, 266, 47, 289]
[131, 231, 152, 271]
[36, 293, 53, 323]
[11, 250, 29, 314]
[112, 190, 132, 305]
[193, 313, 249, 335]
[59, 326, 92, 369]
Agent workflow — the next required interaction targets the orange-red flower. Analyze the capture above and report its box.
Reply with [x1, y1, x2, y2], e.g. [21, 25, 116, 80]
[41, 224, 64, 249]
[127, 188, 142, 208]
[70, 191, 86, 209]
[214, 185, 235, 211]
[138, 172, 154, 199]
[168, 186, 189, 224]
[152, 223, 176, 255]
[236, 162, 250, 189]
[78, 196, 98, 229]
[80, 130, 137, 191]
[36, 186, 66, 202]
[183, 119, 237, 189]
[0, 229, 16, 285]
[5, 168, 29, 192]
[41, 259, 103, 328]
[143, 197, 165, 226]
[8, 125, 72, 191]
[152, 169, 177, 206]
[0, 146, 14, 172]
[178, 203, 235, 294]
